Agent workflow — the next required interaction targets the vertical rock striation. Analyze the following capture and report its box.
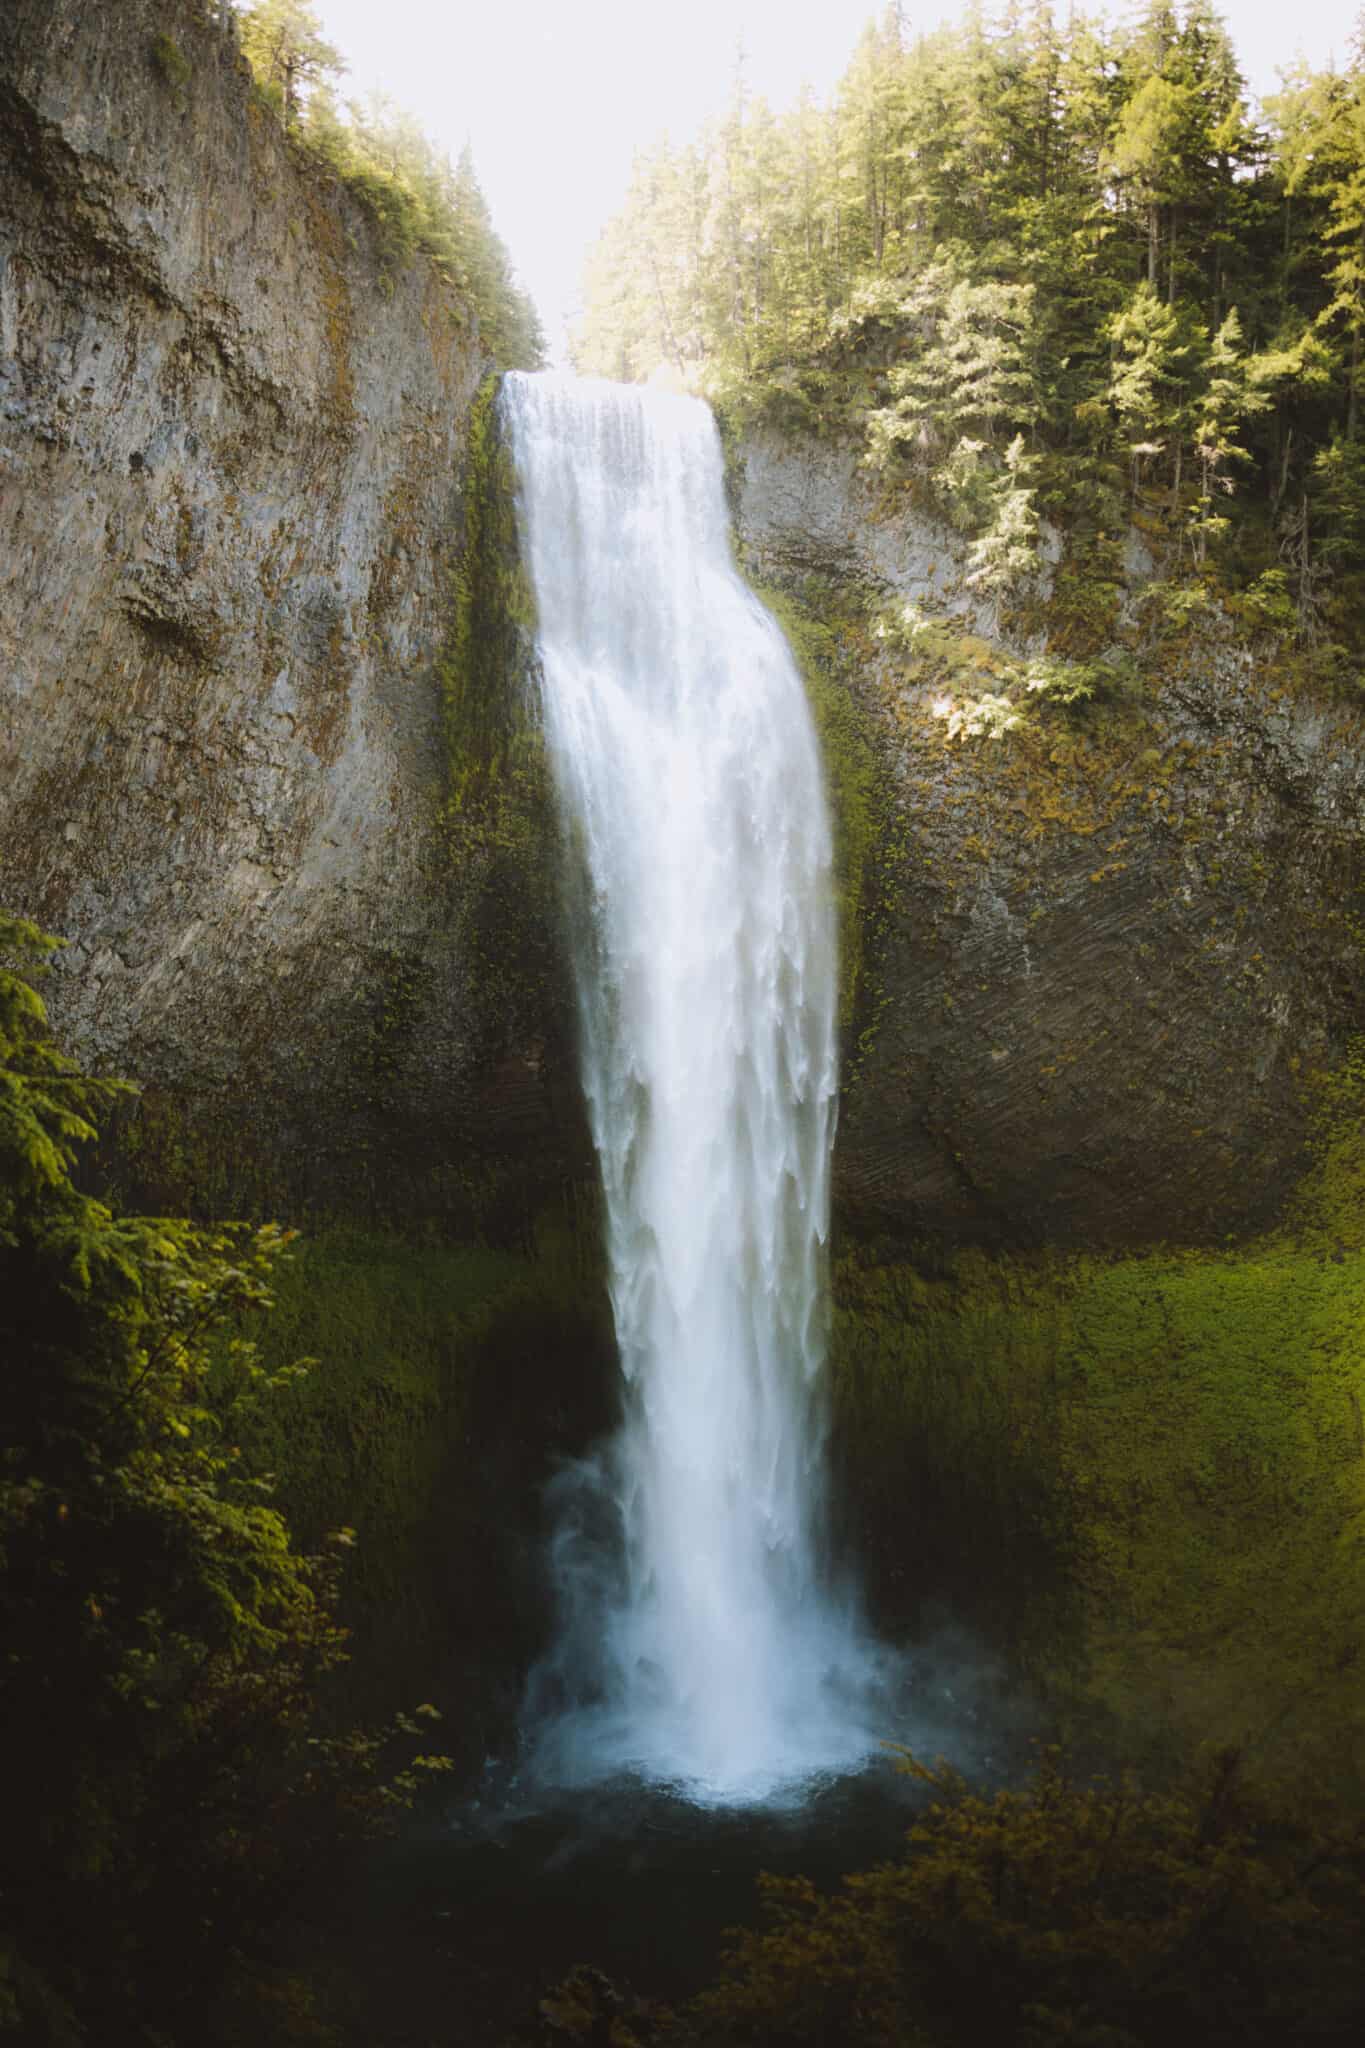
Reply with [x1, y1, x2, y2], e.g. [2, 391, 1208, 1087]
[0, 0, 577, 1224]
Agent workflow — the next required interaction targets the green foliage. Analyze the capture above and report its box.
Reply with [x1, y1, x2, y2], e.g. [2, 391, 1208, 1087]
[1229, 565, 1299, 635]
[234, 4, 542, 365]
[0, 912, 435, 2042]
[964, 436, 1043, 621]
[871, 602, 1128, 744]
[693, 1749, 1365, 2046]
[0, 912, 129, 1225]
[1132, 575, 1221, 637]
[936, 684, 1026, 743]
[1041, 533, 1127, 656]
[862, 263, 1041, 481]
[1104, 282, 1202, 478]
[149, 32, 192, 96]
[1187, 308, 1271, 558]
[316, 106, 543, 365]
[1018, 651, 1107, 705]
[574, 3, 1365, 648]
[829, 1071, 1365, 1794]
[237, 0, 345, 129]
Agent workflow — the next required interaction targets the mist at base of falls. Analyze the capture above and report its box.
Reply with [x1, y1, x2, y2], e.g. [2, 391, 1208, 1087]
[502, 371, 888, 1805]
[519, 1445, 913, 1809]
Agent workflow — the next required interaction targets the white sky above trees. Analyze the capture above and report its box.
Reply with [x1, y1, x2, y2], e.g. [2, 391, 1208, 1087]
[307, 0, 1364, 359]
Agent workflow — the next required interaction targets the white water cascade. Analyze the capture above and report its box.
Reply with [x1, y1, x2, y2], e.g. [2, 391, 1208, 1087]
[504, 372, 881, 1803]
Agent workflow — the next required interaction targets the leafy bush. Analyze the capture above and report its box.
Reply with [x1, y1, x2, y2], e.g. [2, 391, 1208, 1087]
[0, 911, 442, 2042]
[1230, 566, 1299, 636]
[693, 1749, 1365, 2047]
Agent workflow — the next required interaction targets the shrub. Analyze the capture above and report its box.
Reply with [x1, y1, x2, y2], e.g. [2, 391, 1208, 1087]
[0, 910, 444, 2042]
[694, 1749, 1365, 2047]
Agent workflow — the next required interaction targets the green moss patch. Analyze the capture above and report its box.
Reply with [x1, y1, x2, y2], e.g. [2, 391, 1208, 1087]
[439, 374, 565, 1056]
[245, 1219, 613, 1728]
[833, 1068, 1365, 1803]
[441, 375, 540, 811]
[745, 573, 903, 1062]
[149, 32, 191, 97]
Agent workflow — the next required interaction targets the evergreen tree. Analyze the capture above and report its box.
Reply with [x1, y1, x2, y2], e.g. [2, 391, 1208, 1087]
[571, 2, 1365, 638]
[864, 262, 1040, 476]
[236, 8, 542, 367]
[1106, 280, 1202, 501]
[237, 0, 345, 128]
[1188, 308, 1270, 559]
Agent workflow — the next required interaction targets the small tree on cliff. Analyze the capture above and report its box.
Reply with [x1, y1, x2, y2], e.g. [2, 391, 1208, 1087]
[237, 0, 345, 128]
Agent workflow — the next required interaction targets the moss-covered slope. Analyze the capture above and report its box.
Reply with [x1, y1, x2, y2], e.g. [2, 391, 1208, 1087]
[244, 1213, 613, 1752]
[832, 1058, 1365, 1801]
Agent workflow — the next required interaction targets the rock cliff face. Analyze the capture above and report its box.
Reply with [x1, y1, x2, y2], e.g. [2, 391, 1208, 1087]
[5, 0, 1363, 1825]
[0, 0, 579, 1229]
[738, 431, 1365, 1246]
[3, 3, 1361, 1254]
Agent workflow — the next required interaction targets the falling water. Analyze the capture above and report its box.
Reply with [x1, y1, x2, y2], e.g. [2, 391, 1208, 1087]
[504, 372, 881, 1803]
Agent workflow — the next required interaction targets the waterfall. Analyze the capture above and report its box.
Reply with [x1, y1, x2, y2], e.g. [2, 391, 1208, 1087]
[504, 372, 879, 1803]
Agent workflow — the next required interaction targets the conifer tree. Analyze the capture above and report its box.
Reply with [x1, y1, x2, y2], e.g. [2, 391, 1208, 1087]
[570, 0, 1365, 638]
[237, 0, 345, 128]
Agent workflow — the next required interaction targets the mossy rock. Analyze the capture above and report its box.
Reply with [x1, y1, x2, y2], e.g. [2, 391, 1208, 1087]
[741, 569, 906, 1071]
[439, 374, 568, 1068]
[831, 1052, 1365, 1807]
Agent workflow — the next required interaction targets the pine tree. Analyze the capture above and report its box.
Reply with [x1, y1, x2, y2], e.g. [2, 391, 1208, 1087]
[1188, 308, 1269, 560]
[237, 0, 345, 128]
[1105, 280, 1201, 502]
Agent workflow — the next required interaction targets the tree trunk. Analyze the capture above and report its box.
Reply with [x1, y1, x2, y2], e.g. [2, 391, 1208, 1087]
[1349, 323, 1360, 441]
[1272, 421, 1293, 516]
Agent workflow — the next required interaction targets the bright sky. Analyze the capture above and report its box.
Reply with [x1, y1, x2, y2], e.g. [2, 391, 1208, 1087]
[308, 0, 1363, 358]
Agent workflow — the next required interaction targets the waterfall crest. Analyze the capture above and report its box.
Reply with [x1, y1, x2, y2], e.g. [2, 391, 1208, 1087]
[504, 372, 879, 1802]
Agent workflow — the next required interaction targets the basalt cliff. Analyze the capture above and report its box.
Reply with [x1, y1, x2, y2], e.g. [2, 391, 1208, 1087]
[0, 0, 577, 1236]
[3, 0, 1363, 1253]
[5, 0, 1365, 1874]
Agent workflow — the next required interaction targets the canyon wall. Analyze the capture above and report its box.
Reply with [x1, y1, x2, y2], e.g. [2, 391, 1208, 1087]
[0, 0, 579, 1231]
[5, 0, 1364, 1806]
[2, 1, 1362, 1254]
[737, 430, 1365, 1246]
